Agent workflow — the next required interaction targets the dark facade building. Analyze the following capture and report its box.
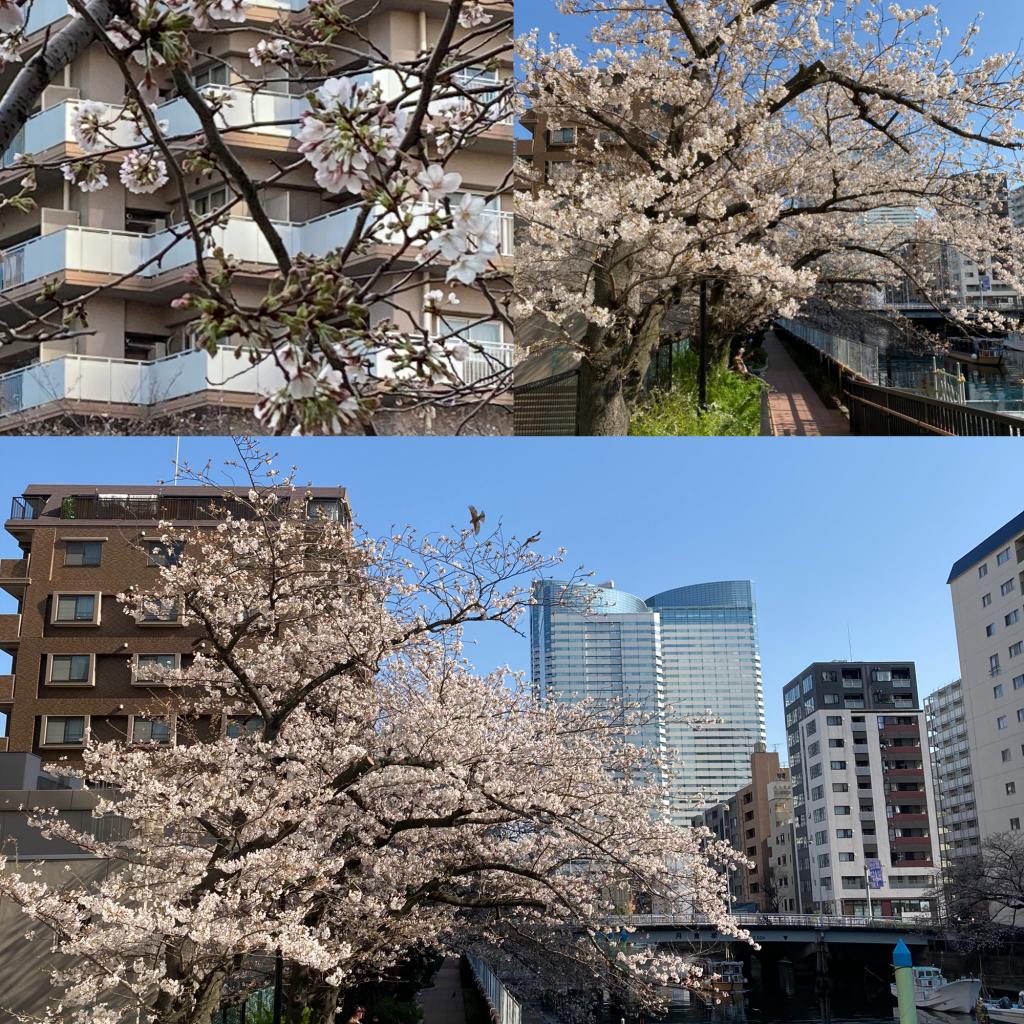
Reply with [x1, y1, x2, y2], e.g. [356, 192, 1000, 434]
[0, 483, 348, 762]
[783, 661, 940, 918]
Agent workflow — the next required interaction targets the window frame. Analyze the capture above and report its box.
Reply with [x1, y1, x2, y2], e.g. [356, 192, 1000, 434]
[127, 714, 176, 747]
[134, 597, 184, 627]
[131, 653, 183, 686]
[62, 538, 105, 567]
[45, 653, 96, 687]
[51, 591, 102, 626]
[39, 714, 90, 748]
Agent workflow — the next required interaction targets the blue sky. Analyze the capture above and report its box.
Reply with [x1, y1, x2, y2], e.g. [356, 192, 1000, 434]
[0, 436, 1021, 761]
[515, 0, 1024, 56]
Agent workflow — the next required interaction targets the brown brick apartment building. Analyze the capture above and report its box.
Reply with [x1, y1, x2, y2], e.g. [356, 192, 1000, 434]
[0, 483, 348, 761]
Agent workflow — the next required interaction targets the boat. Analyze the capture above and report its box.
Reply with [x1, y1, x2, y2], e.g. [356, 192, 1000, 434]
[697, 958, 746, 997]
[889, 966, 981, 1013]
[1004, 333, 1024, 353]
[946, 340, 1005, 367]
[985, 997, 1024, 1023]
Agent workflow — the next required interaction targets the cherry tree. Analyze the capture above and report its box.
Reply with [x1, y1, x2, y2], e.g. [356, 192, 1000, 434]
[0, 0, 512, 434]
[0, 443, 748, 1024]
[516, 1, 1024, 433]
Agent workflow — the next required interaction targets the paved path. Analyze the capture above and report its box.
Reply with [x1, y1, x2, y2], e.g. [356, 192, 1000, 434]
[418, 957, 467, 1024]
[761, 331, 849, 436]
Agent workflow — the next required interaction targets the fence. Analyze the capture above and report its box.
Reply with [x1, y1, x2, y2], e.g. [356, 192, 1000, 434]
[513, 368, 580, 435]
[466, 956, 523, 1024]
[776, 322, 1024, 437]
[776, 317, 880, 383]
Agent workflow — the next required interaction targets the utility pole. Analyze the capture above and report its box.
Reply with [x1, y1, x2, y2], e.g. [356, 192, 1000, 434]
[698, 276, 709, 409]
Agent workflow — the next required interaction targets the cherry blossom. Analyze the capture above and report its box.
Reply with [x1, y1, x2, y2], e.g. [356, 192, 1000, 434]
[0, 444, 748, 1024]
[118, 148, 169, 193]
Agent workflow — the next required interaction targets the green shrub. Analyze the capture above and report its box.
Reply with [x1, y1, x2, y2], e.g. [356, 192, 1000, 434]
[629, 352, 763, 436]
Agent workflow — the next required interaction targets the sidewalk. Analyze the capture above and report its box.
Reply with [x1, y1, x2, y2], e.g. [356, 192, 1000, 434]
[417, 957, 467, 1024]
[761, 331, 849, 436]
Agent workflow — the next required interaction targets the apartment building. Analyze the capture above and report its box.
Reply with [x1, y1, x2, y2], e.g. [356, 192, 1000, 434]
[784, 661, 940, 918]
[767, 772, 800, 912]
[0, 0, 513, 428]
[531, 578, 764, 825]
[0, 482, 348, 758]
[924, 679, 980, 879]
[693, 747, 792, 912]
[948, 511, 1024, 845]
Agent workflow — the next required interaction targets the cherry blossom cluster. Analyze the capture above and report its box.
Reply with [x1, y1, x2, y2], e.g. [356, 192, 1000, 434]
[0, 450, 746, 1024]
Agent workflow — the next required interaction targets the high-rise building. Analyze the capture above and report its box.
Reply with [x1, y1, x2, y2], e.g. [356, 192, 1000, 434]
[0, 3, 513, 429]
[0, 483, 348, 759]
[692, 747, 791, 912]
[924, 679, 979, 879]
[530, 578, 764, 824]
[947, 512, 1024, 844]
[784, 661, 940, 918]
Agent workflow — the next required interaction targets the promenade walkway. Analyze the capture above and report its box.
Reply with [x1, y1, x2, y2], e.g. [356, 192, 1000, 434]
[761, 331, 849, 436]
[418, 957, 467, 1024]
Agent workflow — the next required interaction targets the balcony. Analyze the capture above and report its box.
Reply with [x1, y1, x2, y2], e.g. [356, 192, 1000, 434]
[879, 724, 919, 737]
[0, 347, 286, 420]
[0, 557, 29, 598]
[3, 93, 308, 168]
[0, 675, 12, 701]
[26, 0, 305, 34]
[886, 768, 925, 781]
[0, 203, 512, 295]
[0, 613, 22, 646]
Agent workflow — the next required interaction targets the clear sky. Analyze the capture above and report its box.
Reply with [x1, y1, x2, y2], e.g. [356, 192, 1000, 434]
[515, 0, 1024, 56]
[0, 436, 1021, 762]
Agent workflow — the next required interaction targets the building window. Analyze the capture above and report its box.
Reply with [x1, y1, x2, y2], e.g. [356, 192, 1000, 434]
[811, 785, 824, 800]
[987, 624, 996, 637]
[192, 62, 230, 88]
[306, 498, 343, 521]
[992, 654, 1002, 675]
[137, 599, 181, 626]
[1012, 818, 1021, 831]
[1018, 709, 1024, 723]
[784, 687, 799, 706]
[824, 694, 840, 705]
[871, 670, 892, 682]
[805, 720, 817, 736]
[146, 541, 184, 567]
[813, 807, 826, 823]
[63, 540, 103, 567]
[815, 830, 827, 845]
[839, 852, 855, 862]
[829, 739, 845, 748]
[1003, 749, 1012, 762]
[830, 760, 847, 770]
[129, 717, 174, 746]
[133, 653, 181, 684]
[835, 806, 851, 815]
[998, 715, 1008, 730]
[1003, 580, 1016, 596]
[1008, 610, 1021, 627]
[999, 548, 1012, 565]
[1008, 782, 1017, 796]
[832, 782, 849, 793]
[827, 715, 842, 725]
[549, 126, 576, 145]
[225, 715, 263, 738]
[808, 741, 820, 757]
[821, 670, 838, 682]
[1012, 642, 1024, 659]
[980, 564, 989, 578]
[810, 763, 822, 779]
[52, 592, 101, 625]
[817, 853, 830, 867]
[191, 185, 229, 217]
[984, 593, 993, 607]
[41, 715, 88, 747]
[46, 654, 94, 686]
[1015, 675, 1024, 691]
[996, 684, 1005, 698]
[836, 829, 854, 839]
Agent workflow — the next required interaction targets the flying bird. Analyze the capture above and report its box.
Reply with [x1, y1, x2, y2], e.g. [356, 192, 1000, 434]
[468, 505, 485, 534]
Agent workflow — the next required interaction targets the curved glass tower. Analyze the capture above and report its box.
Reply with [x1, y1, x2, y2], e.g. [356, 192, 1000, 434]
[530, 578, 765, 824]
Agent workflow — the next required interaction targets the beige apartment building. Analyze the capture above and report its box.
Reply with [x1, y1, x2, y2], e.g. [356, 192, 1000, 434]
[695, 747, 791, 912]
[948, 512, 1024, 845]
[0, 0, 513, 429]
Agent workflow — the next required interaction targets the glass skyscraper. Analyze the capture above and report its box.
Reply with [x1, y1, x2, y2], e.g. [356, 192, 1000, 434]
[530, 579, 765, 824]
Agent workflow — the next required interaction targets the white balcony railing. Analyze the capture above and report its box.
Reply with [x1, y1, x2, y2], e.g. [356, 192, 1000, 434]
[0, 348, 287, 418]
[27, 0, 305, 35]
[3, 92, 308, 167]
[0, 201, 510, 291]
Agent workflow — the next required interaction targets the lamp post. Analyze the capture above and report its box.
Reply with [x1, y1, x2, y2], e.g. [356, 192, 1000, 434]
[893, 939, 919, 1024]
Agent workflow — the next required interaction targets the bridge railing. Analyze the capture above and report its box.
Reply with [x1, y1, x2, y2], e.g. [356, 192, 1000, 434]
[466, 955, 523, 1024]
[609, 913, 922, 930]
[774, 320, 1024, 437]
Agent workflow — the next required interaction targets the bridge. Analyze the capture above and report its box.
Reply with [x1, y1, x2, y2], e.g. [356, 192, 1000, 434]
[607, 913, 929, 947]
